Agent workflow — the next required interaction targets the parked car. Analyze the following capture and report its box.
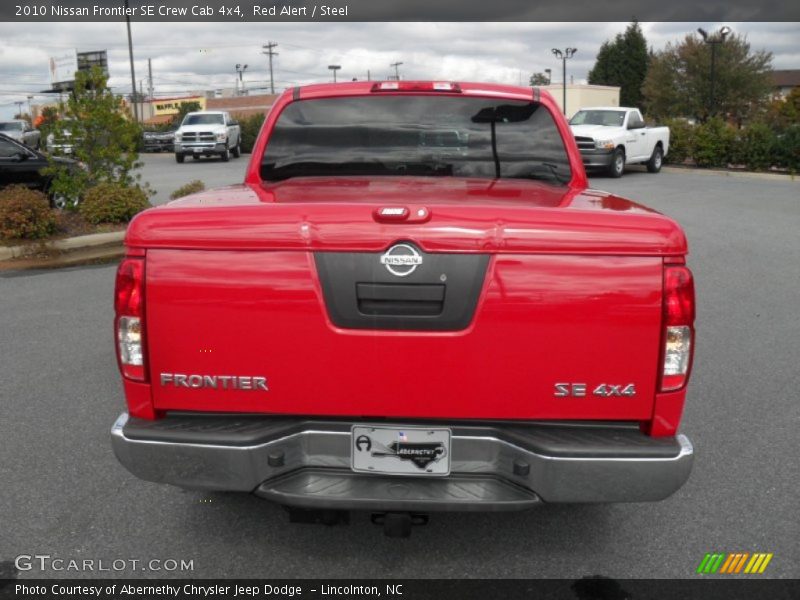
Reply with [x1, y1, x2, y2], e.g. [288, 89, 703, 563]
[0, 120, 41, 149]
[143, 129, 176, 153]
[173, 111, 241, 163]
[569, 107, 670, 177]
[111, 82, 695, 537]
[0, 133, 77, 208]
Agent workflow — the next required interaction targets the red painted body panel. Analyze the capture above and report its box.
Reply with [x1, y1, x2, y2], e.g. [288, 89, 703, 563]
[126, 179, 686, 256]
[145, 250, 662, 420]
[118, 82, 693, 435]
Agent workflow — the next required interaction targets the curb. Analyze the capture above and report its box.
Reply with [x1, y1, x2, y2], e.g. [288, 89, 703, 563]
[0, 230, 125, 262]
[662, 166, 797, 182]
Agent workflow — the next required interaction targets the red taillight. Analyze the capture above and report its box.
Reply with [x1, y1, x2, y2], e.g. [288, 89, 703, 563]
[115, 258, 144, 316]
[115, 257, 147, 381]
[371, 81, 462, 93]
[664, 267, 695, 326]
[660, 266, 695, 392]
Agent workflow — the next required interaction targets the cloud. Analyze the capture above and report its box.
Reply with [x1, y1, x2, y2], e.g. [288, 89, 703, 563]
[0, 21, 797, 117]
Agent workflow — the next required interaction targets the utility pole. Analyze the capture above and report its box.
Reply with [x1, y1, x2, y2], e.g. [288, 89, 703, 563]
[367, 70, 371, 81]
[138, 80, 145, 120]
[14, 101, 24, 117]
[124, 0, 138, 122]
[551, 47, 577, 116]
[390, 61, 403, 81]
[262, 41, 278, 94]
[147, 58, 153, 100]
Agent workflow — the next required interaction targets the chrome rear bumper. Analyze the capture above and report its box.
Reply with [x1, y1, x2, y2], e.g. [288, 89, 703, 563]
[111, 413, 693, 509]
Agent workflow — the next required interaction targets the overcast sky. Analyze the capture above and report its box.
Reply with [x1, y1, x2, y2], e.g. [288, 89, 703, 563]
[1, 21, 798, 119]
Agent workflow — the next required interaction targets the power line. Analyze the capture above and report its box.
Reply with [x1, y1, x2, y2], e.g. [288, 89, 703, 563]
[261, 41, 278, 94]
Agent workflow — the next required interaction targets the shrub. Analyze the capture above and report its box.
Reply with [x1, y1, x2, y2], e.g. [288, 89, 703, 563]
[774, 125, 800, 172]
[663, 118, 694, 164]
[239, 113, 267, 153]
[43, 67, 144, 209]
[735, 123, 777, 171]
[693, 117, 736, 168]
[79, 183, 151, 225]
[0, 185, 58, 240]
[169, 180, 205, 200]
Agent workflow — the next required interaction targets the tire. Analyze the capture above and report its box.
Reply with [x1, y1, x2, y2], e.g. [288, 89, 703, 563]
[220, 146, 230, 162]
[232, 141, 241, 158]
[607, 148, 625, 178]
[647, 145, 664, 173]
[50, 192, 77, 210]
[175, 153, 185, 164]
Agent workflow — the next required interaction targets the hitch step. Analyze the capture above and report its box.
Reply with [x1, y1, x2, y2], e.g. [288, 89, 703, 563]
[371, 512, 429, 538]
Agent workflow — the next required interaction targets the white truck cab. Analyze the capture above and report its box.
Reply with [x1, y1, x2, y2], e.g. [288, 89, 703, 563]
[570, 107, 670, 177]
[174, 111, 241, 163]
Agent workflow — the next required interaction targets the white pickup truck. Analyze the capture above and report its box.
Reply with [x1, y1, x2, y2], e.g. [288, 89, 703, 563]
[174, 110, 241, 163]
[569, 107, 669, 178]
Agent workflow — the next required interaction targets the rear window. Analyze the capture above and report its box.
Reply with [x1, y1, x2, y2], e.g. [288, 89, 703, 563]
[0, 122, 24, 132]
[261, 95, 571, 185]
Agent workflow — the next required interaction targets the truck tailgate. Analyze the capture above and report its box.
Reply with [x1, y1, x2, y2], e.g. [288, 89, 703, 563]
[145, 247, 663, 420]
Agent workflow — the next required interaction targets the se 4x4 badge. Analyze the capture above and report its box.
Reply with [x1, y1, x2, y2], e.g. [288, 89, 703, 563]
[554, 383, 636, 398]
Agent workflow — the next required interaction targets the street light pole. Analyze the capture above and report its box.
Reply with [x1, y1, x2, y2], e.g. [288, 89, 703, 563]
[551, 47, 577, 116]
[328, 65, 341, 83]
[390, 61, 403, 81]
[235, 63, 248, 95]
[697, 26, 731, 119]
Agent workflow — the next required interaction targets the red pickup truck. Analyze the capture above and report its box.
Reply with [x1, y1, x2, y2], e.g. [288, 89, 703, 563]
[111, 81, 695, 536]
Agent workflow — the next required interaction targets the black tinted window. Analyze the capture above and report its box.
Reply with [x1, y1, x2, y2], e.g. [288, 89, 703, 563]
[0, 137, 22, 158]
[182, 114, 224, 126]
[262, 96, 571, 185]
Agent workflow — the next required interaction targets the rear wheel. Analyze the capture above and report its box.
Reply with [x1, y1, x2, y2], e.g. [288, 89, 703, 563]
[607, 148, 625, 178]
[232, 141, 241, 158]
[647, 145, 664, 173]
[175, 153, 185, 164]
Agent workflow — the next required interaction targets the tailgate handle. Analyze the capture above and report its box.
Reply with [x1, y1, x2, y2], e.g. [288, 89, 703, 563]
[356, 283, 445, 317]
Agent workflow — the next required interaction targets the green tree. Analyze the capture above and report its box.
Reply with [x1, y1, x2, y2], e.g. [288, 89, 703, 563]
[588, 21, 649, 107]
[642, 32, 772, 123]
[765, 87, 800, 129]
[44, 67, 144, 207]
[529, 72, 550, 86]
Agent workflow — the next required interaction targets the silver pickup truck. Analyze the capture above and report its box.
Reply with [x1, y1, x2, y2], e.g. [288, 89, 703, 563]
[0, 120, 41, 149]
[570, 107, 670, 178]
[174, 111, 241, 163]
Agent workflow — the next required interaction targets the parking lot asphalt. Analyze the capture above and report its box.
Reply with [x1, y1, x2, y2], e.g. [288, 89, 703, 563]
[141, 151, 248, 205]
[1, 162, 798, 579]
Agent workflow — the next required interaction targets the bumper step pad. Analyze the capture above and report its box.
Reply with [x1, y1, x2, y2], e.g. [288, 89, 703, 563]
[255, 468, 540, 512]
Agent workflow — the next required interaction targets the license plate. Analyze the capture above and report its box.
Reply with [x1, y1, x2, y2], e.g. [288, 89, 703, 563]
[351, 425, 451, 476]
[193, 148, 201, 153]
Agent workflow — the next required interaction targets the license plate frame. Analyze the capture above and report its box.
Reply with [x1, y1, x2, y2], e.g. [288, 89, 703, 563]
[351, 425, 451, 476]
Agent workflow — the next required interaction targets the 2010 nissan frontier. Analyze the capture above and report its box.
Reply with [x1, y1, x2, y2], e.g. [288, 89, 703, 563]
[111, 81, 695, 536]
